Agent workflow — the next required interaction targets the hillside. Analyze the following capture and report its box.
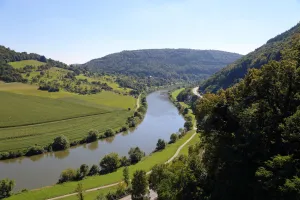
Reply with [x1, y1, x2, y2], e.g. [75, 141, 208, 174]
[199, 22, 300, 93]
[0, 46, 138, 159]
[82, 49, 242, 83]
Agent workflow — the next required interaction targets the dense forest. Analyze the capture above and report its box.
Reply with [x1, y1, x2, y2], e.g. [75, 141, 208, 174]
[82, 49, 241, 83]
[200, 22, 300, 93]
[149, 36, 300, 200]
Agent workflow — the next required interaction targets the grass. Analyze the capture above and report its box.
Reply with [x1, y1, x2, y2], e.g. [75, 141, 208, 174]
[61, 186, 118, 200]
[171, 88, 184, 100]
[6, 131, 195, 200]
[0, 83, 136, 152]
[8, 60, 45, 69]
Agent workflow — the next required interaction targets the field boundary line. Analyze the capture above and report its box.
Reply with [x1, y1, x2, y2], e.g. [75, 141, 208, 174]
[0, 110, 124, 130]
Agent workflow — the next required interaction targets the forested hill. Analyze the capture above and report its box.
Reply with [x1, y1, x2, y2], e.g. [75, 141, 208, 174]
[82, 49, 242, 82]
[200, 22, 300, 93]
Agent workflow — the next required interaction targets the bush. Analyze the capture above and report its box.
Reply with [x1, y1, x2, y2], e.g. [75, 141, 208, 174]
[156, 139, 166, 151]
[169, 133, 178, 144]
[79, 164, 89, 178]
[104, 129, 115, 137]
[128, 147, 144, 164]
[88, 164, 100, 176]
[120, 156, 130, 167]
[100, 153, 120, 173]
[25, 145, 44, 156]
[86, 129, 98, 142]
[184, 121, 193, 131]
[52, 135, 70, 151]
[0, 179, 15, 198]
[58, 168, 77, 183]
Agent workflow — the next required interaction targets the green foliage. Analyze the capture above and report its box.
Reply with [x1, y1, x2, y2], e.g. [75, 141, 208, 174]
[104, 129, 115, 137]
[156, 139, 166, 151]
[169, 133, 178, 144]
[25, 145, 44, 156]
[183, 121, 193, 131]
[131, 170, 149, 200]
[200, 23, 300, 93]
[100, 153, 120, 173]
[128, 147, 144, 164]
[79, 164, 89, 178]
[75, 183, 84, 200]
[58, 168, 77, 183]
[0, 179, 15, 199]
[52, 135, 70, 151]
[82, 49, 241, 87]
[86, 130, 98, 143]
[192, 43, 300, 199]
[123, 167, 130, 186]
[88, 164, 100, 176]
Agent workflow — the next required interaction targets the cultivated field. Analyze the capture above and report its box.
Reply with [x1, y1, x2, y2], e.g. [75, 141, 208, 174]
[0, 83, 136, 152]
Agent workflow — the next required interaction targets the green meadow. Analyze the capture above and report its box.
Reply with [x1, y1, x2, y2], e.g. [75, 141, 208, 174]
[0, 83, 136, 152]
[8, 60, 45, 69]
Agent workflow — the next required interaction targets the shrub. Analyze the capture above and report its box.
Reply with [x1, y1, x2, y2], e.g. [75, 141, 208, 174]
[156, 139, 166, 151]
[58, 168, 77, 183]
[169, 133, 178, 144]
[104, 129, 115, 137]
[86, 129, 98, 142]
[128, 147, 144, 164]
[25, 145, 44, 156]
[52, 135, 70, 151]
[100, 153, 120, 173]
[88, 164, 100, 176]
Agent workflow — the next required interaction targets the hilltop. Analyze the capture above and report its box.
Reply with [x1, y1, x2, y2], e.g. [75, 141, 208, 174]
[200, 22, 300, 93]
[82, 49, 242, 84]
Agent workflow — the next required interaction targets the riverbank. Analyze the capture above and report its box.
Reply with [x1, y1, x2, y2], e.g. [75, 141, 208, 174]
[6, 130, 195, 200]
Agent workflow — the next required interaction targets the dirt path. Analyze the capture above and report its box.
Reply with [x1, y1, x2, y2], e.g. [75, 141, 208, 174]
[47, 131, 197, 200]
[192, 87, 202, 97]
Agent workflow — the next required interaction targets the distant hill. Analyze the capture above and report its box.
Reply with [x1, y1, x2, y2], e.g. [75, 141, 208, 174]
[82, 49, 242, 82]
[200, 22, 300, 93]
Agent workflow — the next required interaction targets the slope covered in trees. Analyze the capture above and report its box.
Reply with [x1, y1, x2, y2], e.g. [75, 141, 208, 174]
[150, 37, 300, 200]
[200, 22, 300, 93]
[82, 49, 242, 83]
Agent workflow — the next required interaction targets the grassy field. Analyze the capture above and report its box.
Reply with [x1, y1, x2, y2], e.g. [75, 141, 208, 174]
[8, 60, 45, 69]
[0, 83, 136, 152]
[62, 186, 118, 200]
[6, 131, 195, 200]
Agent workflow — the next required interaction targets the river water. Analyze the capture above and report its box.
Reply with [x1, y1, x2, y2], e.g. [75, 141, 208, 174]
[0, 90, 185, 191]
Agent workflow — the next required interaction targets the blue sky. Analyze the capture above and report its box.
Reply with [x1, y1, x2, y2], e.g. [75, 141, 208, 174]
[0, 0, 300, 64]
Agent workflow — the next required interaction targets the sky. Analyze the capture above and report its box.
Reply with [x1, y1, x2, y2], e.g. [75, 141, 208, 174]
[0, 0, 300, 64]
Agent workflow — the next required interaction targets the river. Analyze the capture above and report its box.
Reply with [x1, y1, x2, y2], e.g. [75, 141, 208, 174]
[0, 90, 185, 191]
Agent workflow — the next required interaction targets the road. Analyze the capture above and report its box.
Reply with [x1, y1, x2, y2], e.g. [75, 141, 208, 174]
[192, 87, 202, 97]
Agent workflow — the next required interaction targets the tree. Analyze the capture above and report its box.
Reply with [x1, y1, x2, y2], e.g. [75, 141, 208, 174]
[120, 156, 130, 167]
[156, 139, 166, 151]
[100, 153, 120, 173]
[131, 170, 149, 200]
[75, 183, 84, 200]
[169, 133, 178, 144]
[123, 166, 130, 186]
[52, 135, 70, 151]
[86, 130, 98, 142]
[128, 147, 144, 164]
[104, 129, 115, 137]
[0, 179, 15, 198]
[184, 121, 193, 131]
[79, 164, 89, 178]
[58, 168, 77, 183]
[88, 164, 99, 176]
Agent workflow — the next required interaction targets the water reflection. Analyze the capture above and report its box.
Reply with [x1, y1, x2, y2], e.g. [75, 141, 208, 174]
[87, 141, 99, 151]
